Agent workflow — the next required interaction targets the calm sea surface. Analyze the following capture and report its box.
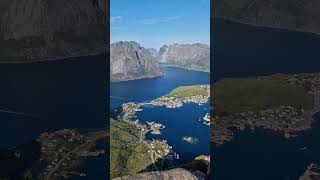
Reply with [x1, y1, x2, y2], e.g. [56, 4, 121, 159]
[110, 67, 210, 108]
[0, 55, 108, 179]
[137, 102, 210, 164]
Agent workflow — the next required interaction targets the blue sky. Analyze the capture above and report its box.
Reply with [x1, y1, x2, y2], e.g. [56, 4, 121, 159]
[110, 0, 210, 49]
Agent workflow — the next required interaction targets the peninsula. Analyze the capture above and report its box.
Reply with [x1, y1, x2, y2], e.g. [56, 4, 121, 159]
[38, 129, 107, 180]
[212, 73, 320, 145]
[151, 85, 210, 108]
[110, 119, 170, 179]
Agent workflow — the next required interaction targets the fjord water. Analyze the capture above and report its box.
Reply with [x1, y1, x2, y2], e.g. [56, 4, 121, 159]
[212, 18, 320, 82]
[214, 116, 320, 180]
[137, 102, 210, 163]
[110, 67, 210, 163]
[0, 55, 108, 179]
[110, 67, 210, 108]
[0, 55, 107, 147]
[212, 18, 320, 179]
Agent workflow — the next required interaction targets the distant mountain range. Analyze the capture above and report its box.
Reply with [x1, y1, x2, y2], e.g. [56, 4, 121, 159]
[215, 0, 320, 34]
[0, 0, 107, 62]
[110, 41, 210, 81]
[157, 43, 210, 72]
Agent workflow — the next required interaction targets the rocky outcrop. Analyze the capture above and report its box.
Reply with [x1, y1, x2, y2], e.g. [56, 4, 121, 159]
[157, 43, 210, 72]
[0, 0, 107, 62]
[110, 41, 162, 81]
[113, 168, 205, 180]
[148, 48, 158, 58]
[215, 0, 320, 34]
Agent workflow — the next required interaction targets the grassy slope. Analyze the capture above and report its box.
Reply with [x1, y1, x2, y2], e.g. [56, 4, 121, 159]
[167, 85, 208, 98]
[110, 119, 152, 179]
[212, 78, 313, 115]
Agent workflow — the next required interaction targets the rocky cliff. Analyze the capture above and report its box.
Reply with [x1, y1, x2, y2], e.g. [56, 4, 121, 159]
[0, 0, 107, 62]
[110, 41, 162, 81]
[147, 48, 158, 58]
[215, 0, 320, 34]
[157, 43, 210, 72]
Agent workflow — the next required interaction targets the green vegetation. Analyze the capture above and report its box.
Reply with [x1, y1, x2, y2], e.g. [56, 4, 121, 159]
[167, 85, 208, 98]
[213, 78, 314, 115]
[110, 119, 152, 179]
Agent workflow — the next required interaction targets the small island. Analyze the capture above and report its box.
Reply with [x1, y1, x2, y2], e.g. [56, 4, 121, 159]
[182, 136, 198, 144]
[147, 121, 165, 135]
[203, 113, 210, 126]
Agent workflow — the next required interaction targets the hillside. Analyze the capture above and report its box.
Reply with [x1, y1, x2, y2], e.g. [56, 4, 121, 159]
[215, 0, 320, 34]
[0, 0, 107, 62]
[158, 43, 210, 72]
[212, 77, 313, 115]
[110, 41, 162, 81]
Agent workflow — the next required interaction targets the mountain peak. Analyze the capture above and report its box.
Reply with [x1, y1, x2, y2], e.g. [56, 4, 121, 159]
[157, 43, 210, 72]
[110, 41, 162, 81]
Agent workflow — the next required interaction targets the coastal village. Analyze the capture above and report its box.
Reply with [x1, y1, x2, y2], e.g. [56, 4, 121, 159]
[38, 129, 107, 180]
[147, 139, 172, 162]
[213, 73, 320, 145]
[121, 85, 210, 137]
[151, 85, 210, 109]
[119, 84, 210, 168]
[120, 102, 171, 162]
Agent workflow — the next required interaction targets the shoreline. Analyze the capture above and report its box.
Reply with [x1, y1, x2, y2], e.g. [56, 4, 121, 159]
[0, 49, 107, 64]
[110, 73, 163, 83]
[119, 85, 210, 154]
[111, 66, 210, 83]
[214, 17, 320, 38]
[212, 73, 320, 145]
[159, 64, 210, 73]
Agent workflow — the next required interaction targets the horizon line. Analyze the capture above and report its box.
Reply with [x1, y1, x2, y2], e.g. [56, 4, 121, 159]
[110, 40, 210, 49]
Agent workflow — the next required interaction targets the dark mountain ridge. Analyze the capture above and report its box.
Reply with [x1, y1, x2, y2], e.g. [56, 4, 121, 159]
[0, 0, 107, 62]
[214, 0, 320, 34]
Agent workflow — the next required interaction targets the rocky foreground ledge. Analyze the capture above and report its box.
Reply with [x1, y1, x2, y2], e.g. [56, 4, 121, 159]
[113, 168, 205, 180]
